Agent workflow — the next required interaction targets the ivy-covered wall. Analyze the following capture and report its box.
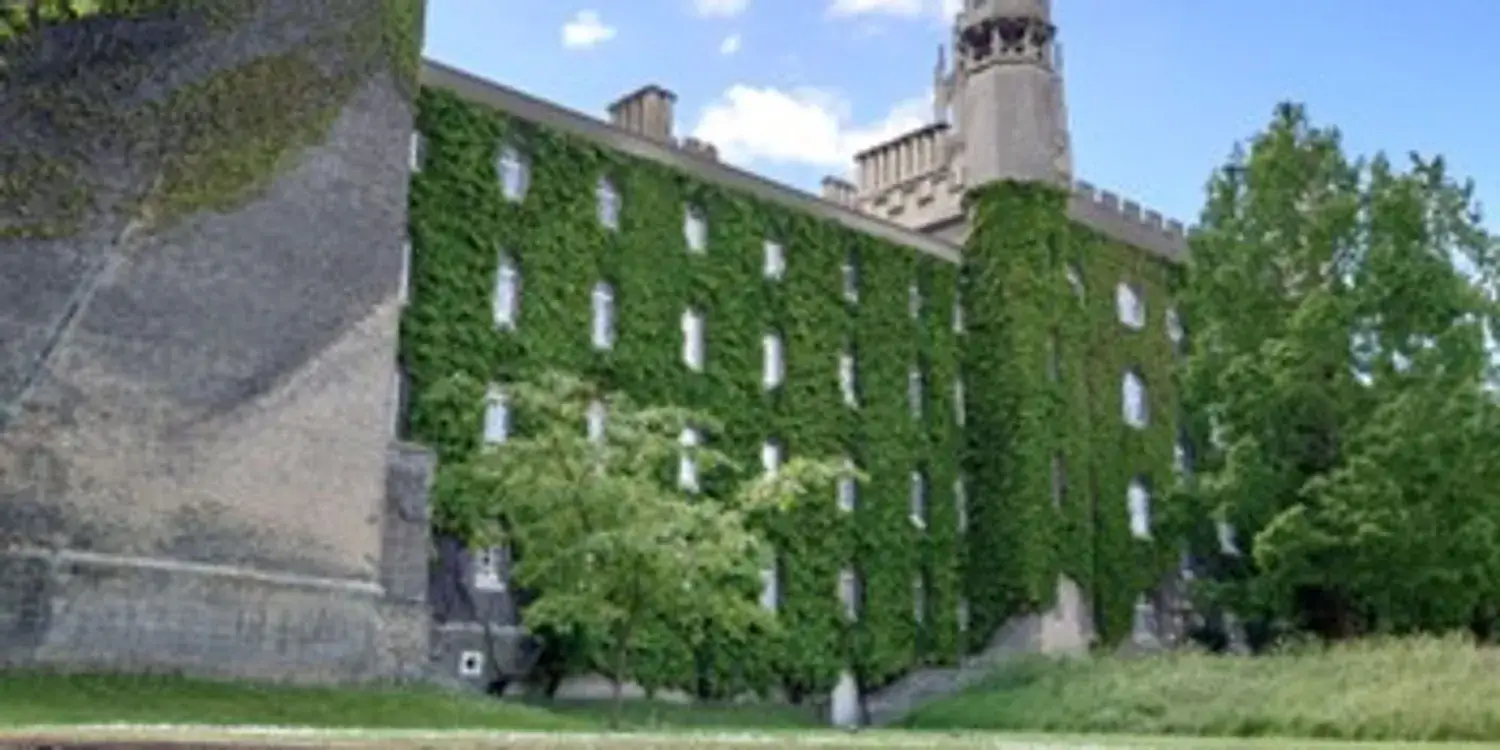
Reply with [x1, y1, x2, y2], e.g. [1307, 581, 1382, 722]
[960, 182, 1182, 643]
[403, 87, 966, 697]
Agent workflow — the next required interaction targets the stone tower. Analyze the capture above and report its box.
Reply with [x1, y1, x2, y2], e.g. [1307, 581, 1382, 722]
[945, 0, 1072, 187]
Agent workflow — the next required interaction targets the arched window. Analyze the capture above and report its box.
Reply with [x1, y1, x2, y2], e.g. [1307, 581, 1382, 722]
[493, 253, 520, 329]
[596, 177, 621, 229]
[1127, 478, 1151, 539]
[1165, 305, 1184, 344]
[1065, 263, 1085, 298]
[1122, 369, 1148, 427]
[497, 144, 529, 201]
[678, 427, 701, 492]
[1116, 281, 1145, 329]
[590, 282, 615, 350]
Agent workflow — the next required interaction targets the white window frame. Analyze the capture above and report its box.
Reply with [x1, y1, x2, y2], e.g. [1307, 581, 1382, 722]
[678, 426, 700, 492]
[473, 545, 507, 591]
[952, 296, 965, 334]
[682, 308, 705, 371]
[909, 470, 927, 529]
[1065, 263, 1085, 298]
[1122, 369, 1148, 428]
[1166, 306, 1184, 344]
[762, 333, 784, 389]
[586, 399, 607, 443]
[955, 475, 967, 532]
[842, 256, 859, 302]
[684, 205, 707, 252]
[591, 282, 615, 350]
[837, 458, 857, 512]
[483, 387, 510, 444]
[913, 576, 926, 624]
[763, 240, 785, 280]
[908, 281, 922, 318]
[596, 176, 621, 230]
[1127, 480, 1152, 540]
[908, 365, 924, 419]
[760, 559, 779, 612]
[838, 568, 860, 622]
[1117, 281, 1146, 329]
[458, 649, 485, 678]
[497, 144, 529, 202]
[839, 349, 858, 407]
[761, 440, 781, 476]
[493, 253, 520, 330]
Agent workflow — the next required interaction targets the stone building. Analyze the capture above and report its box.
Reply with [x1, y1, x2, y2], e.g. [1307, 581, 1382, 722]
[0, 0, 1202, 726]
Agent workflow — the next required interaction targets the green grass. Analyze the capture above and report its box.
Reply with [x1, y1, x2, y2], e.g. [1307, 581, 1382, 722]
[904, 635, 1500, 742]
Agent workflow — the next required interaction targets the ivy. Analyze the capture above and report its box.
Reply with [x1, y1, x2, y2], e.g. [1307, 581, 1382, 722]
[961, 181, 1180, 644]
[405, 88, 966, 697]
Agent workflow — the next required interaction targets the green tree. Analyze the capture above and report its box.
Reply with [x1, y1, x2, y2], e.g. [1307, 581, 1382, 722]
[435, 371, 853, 725]
[1174, 102, 1500, 641]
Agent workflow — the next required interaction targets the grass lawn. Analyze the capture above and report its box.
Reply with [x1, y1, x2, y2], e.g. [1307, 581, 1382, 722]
[905, 635, 1500, 743]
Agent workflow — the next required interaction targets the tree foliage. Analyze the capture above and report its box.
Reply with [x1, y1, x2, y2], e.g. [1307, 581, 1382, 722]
[1176, 102, 1500, 640]
[434, 371, 852, 723]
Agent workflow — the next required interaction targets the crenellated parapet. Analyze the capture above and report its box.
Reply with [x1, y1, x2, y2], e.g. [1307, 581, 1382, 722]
[854, 123, 950, 195]
[1067, 179, 1189, 263]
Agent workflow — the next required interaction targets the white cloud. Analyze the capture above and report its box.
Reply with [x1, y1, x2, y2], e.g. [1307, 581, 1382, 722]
[827, 0, 957, 21]
[689, 85, 929, 171]
[693, 0, 749, 17]
[719, 33, 741, 55]
[561, 10, 616, 49]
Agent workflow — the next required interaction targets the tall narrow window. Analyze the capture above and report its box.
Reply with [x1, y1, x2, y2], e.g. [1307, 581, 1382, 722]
[586, 399, 607, 443]
[1217, 519, 1241, 556]
[958, 598, 970, 632]
[760, 558, 779, 611]
[953, 378, 965, 425]
[842, 252, 859, 302]
[952, 292, 965, 333]
[908, 365, 924, 419]
[763, 333, 784, 389]
[682, 308, 705, 371]
[1127, 479, 1151, 539]
[409, 132, 425, 173]
[955, 475, 968, 532]
[761, 440, 781, 476]
[1123, 369, 1148, 427]
[1065, 263, 1085, 298]
[909, 470, 927, 529]
[908, 281, 922, 318]
[591, 282, 615, 350]
[483, 387, 509, 444]
[398, 239, 412, 306]
[678, 427, 700, 492]
[839, 348, 858, 407]
[837, 457, 857, 512]
[1165, 306, 1184, 346]
[913, 576, 927, 624]
[596, 177, 621, 230]
[1117, 282, 1145, 329]
[497, 144, 529, 202]
[764, 240, 785, 280]
[838, 568, 860, 621]
[493, 253, 520, 329]
[684, 205, 707, 252]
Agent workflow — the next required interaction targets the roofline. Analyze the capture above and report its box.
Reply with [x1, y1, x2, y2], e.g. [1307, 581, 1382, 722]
[418, 59, 962, 264]
[851, 122, 949, 161]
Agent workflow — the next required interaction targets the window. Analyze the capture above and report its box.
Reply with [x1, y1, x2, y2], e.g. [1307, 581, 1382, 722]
[761, 439, 781, 475]
[764, 240, 785, 280]
[1217, 519, 1241, 556]
[596, 177, 621, 230]
[842, 252, 859, 302]
[682, 308, 705, 371]
[839, 348, 858, 407]
[908, 365, 924, 419]
[838, 568, 860, 621]
[497, 144, 529, 202]
[1166, 306, 1184, 346]
[586, 399, 607, 443]
[493, 253, 520, 329]
[908, 281, 922, 318]
[760, 559, 779, 611]
[952, 297, 965, 333]
[483, 387, 509, 444]
[953, 378, 965, 425]
[1065, 263, 1085, 298]
[763, 333, 784, 389]
[1122, 369, 1148, 427]
[458, 650, 484, 678]
[955, 476, 968, 532]
[958, 598, 970, 632]
[913, 576, 927, 624]
[591, 282, 615, 350]
[1050, 453, 1065, 506]
[678, 427, 700, 492]
[473, 545, 507, 591]
[1116, 282, 1145, 329]
[1174, 437, 1192, 476]
[397, 239, 412, 306]
[837, 457, 857, 512]
[1127, 479, 1151, 539]
[409, 131, 424, 172]
[909, 470, 927, 529]
[684, 205, 707, 252]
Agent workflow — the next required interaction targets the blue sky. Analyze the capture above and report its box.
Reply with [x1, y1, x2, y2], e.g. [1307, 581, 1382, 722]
[424, 0, 1497, 231]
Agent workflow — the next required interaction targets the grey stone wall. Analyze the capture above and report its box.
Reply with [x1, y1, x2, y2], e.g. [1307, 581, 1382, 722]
[0, 0, 426, 681]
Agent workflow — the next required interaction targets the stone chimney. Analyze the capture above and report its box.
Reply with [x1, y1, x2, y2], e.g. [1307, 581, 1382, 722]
[681, 137, 718, 161]
[608, 84, 676, 143]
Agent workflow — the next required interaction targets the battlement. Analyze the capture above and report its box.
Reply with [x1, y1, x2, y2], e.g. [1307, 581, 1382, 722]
[854, 123, 950, 195]
[1067, 179, 1189, 263]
